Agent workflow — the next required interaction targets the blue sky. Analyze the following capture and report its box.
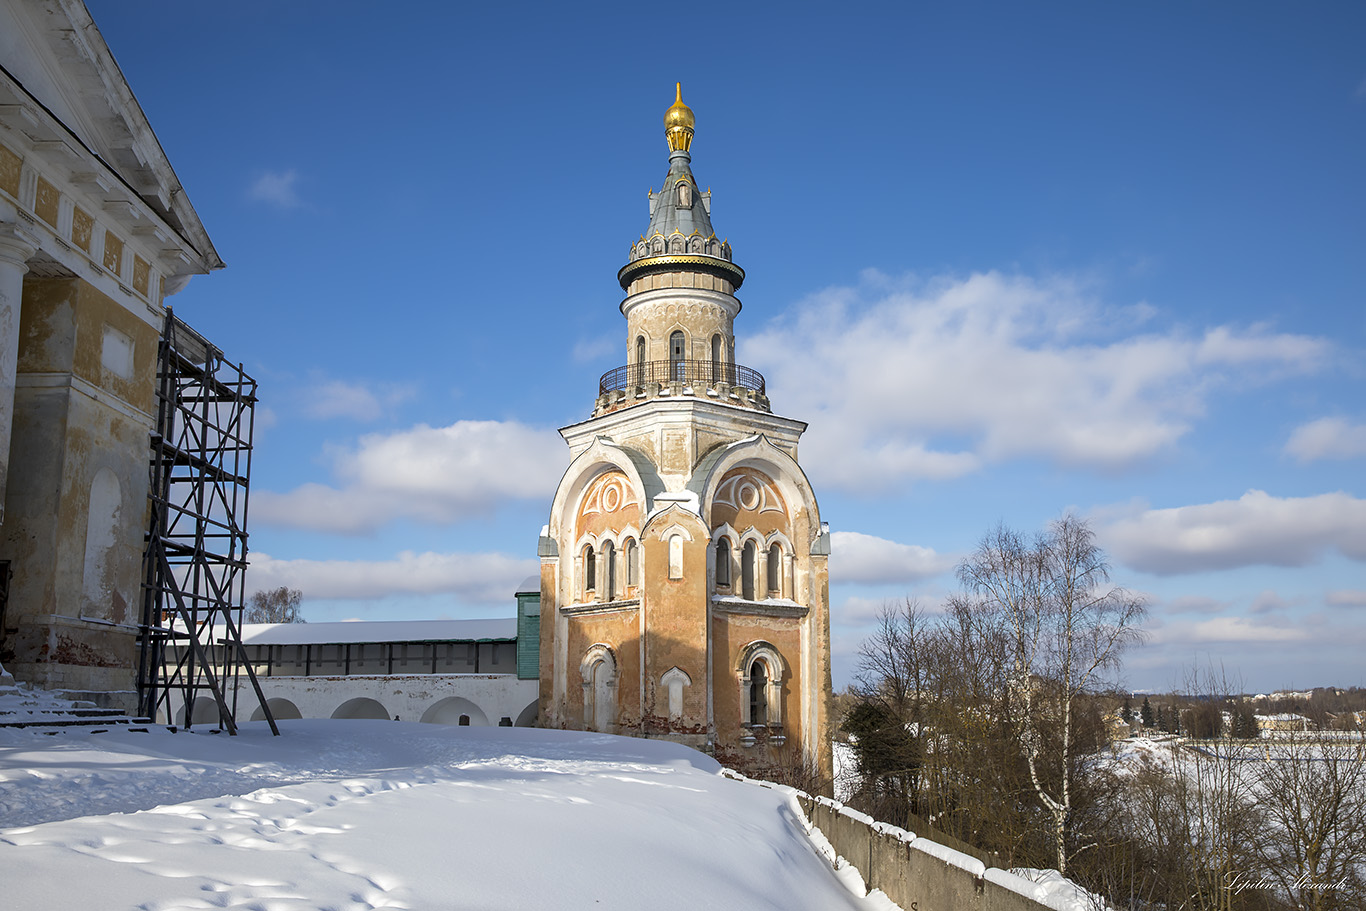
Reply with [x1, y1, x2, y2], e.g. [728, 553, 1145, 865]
[87, 2, 1364, 693]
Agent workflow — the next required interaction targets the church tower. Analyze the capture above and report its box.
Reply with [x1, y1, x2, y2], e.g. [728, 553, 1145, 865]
[539, 86, 832, 781]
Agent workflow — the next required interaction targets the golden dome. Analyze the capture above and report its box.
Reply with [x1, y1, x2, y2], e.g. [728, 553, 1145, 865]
[664, 82, 694, 152]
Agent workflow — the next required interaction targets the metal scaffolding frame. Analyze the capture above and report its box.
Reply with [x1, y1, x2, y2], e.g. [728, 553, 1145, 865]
[137, 309, 277, 735]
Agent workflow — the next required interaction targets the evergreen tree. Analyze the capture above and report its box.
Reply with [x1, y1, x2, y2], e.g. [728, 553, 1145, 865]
[1122, 696, 1133, 725]
[1154, 703, 1165, 732]
[1140, 696, 1154, 728]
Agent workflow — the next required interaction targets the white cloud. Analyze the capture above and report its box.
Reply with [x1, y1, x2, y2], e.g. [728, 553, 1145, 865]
[248, 169, 302, 208]
[249, 550, 535, 602]
[301, 379, 415, 421]
[254, 419, 565, 533]
[1152, 616, 1310, 645]
[1100, 490, 1366, 575]
[1326, 589, 1366, 608]
[743, 271, 1329, 493]
[830, 531, 955, 585]
[1285, 417, 1366, 462]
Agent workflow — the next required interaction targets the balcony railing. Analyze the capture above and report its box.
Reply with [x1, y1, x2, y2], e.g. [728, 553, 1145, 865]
[599, 359, 766, 397]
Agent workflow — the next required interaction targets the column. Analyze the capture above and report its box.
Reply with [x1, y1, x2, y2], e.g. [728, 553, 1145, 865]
[0, 222, 39, 526]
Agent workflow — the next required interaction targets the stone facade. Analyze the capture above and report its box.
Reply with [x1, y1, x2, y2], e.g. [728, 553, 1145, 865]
[0, 2, 221, 709]
[539, 87, 833, 782]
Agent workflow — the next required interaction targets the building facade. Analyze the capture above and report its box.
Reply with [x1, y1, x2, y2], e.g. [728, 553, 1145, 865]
[0, 1, 222, 707]
[539, 87, 833, 779]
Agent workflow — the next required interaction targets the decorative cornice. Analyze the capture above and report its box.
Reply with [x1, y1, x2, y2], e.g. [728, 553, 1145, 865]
[618, 254, 744, 292]
[711, 597, 809, 619]
[560, 598, 641, 617]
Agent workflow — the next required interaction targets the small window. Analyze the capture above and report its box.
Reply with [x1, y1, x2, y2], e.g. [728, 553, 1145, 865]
[715, 539, 731, 588]
[768, 543, 782, 596]
[669, 330, 686, 381]
[741, 541, 756, 600]
[584, 545, 596, 595]
[624, 539, 637, 588]
[636, 335, 646, 366]
[602, 540, 616, 601]
[749, 660, 768, 726]
[668, 534, 683, 580]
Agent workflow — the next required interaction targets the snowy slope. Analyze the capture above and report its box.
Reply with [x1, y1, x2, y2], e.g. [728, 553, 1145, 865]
[0, 721, 877, 910]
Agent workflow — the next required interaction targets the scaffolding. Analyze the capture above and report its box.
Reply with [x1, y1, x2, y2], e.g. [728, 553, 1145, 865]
[137, 309, 277, 735]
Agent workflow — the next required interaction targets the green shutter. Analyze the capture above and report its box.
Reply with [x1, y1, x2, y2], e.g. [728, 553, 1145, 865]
[516, 591, 540, 680]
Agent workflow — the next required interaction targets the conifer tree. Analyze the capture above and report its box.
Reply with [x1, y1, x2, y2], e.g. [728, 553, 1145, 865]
[1140, 696, 1154, 728]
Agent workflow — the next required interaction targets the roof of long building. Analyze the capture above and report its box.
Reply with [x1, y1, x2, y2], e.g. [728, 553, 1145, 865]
[239, 619, 517, 646]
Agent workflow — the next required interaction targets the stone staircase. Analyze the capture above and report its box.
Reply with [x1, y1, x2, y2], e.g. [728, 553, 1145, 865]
[0, 669, 152, 735]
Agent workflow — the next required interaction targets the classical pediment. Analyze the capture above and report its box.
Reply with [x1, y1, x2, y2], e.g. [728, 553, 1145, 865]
[0, 1, 220, 273]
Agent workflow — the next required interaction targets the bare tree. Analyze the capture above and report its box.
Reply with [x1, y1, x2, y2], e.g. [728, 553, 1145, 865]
[957, 515, 1147, 875]
[245, 586, 304, 624]
[1255, 737, 1366, 911]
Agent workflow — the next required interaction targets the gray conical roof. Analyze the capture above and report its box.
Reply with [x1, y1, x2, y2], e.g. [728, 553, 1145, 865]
[644, 149, 715, 242]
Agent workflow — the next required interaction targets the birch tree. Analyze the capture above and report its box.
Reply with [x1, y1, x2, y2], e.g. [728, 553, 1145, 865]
[957, 515, 1146, 875]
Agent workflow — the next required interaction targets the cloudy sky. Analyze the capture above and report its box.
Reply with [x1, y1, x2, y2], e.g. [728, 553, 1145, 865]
[87, 2, 1364, 693]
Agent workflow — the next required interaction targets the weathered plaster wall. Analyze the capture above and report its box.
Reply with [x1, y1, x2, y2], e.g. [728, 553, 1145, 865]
[0, 276, 156, 706]
[640, 505, 708, 739]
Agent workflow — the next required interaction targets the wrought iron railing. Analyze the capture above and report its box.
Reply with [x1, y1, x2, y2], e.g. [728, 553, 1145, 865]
[599, 358, 766, 396]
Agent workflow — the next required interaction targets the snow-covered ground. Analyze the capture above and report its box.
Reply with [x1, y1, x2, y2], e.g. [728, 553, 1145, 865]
[0, 721, 883, 910]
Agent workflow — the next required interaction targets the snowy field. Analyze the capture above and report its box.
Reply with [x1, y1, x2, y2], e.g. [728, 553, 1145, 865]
[0, 721, 881, 910]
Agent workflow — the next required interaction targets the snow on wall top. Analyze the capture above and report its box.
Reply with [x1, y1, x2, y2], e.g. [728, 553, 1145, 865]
[238, 619, 517, 646]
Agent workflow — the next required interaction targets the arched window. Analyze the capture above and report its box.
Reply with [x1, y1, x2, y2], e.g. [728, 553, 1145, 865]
[635, 335, 646, 367]
[767, 543, 782, 596]
[584, 545, 596, 598]
[601, 540, 616, 600]
[623, 539, 637, 589]
[738, 642, 785, 728]
[715, 538, 731, 589]
[749, 660, 768, 726]
[711, 334, 722, 382]
[669, 330, 686, 381]
[668, 534, 683, 580]
[741, 540, 756, 600]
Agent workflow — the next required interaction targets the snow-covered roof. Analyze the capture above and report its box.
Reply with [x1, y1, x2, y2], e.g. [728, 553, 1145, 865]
[239, 619, 516, 646]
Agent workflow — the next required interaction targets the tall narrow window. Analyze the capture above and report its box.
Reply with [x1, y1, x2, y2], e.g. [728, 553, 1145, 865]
[741, 541, 756, 600]
[624, 539, 637, 588]
[749, 660, 768, 726]
[602, 540, 616, 601]
[670, 330, 686, 381]
[636, 335, 646, 368]
[767, 543, 782, 596]
[715, 539, 731, 588]
[584, 545, 596, 597]
[711, 334, 722, 383]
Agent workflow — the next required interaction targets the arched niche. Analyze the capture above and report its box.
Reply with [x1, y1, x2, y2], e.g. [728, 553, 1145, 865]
[250, 698, 302, 722]
[421, 696, 489, 727]
[580, 643, 618, 733]
[331, 697, 390, 720]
